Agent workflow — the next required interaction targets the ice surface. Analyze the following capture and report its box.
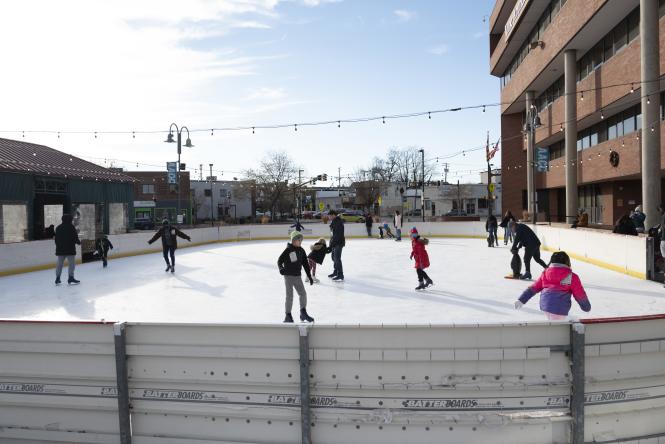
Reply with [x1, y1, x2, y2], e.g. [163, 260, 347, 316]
[1, 238, 664, 324]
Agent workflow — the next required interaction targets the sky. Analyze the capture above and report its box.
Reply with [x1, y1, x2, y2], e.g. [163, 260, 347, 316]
[1, 0, 500, 185]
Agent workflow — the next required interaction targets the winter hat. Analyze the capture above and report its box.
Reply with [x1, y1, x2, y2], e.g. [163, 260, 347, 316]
[410, 227, 418, 238]
[290, 231, 303, 242]
[162, 219, 170, 226]
[61, 214, 73, 224]
[383, 223, 389, 229]
[635, 205, 642, 212]
[549, 251, 571, 267]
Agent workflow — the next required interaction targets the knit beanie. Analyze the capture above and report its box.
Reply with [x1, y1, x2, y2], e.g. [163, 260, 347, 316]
[290, 231, 303, 242]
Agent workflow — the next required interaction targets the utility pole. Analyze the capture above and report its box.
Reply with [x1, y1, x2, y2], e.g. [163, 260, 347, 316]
[298, 169, 304, 217]
[457, 179, 461, 214]
[338, 167, 341, 209]
[444, 163, 449, 184]
[209, 164, 214, 226]
[199, 164, 203, 181]
[419, 149, 425, 222]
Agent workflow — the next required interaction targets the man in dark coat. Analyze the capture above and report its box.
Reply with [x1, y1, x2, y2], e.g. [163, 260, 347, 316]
[486, 214, 498, 247]
[54, 214, 81, 285]
[148, 219, 191, 273]
[511, 223, 548, 280]
[365, 213, 373, 237]
[328, 210, 346, 281]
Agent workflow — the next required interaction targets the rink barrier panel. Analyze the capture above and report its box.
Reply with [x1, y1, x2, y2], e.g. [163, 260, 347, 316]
[1, 319, 664, 443]
[1, 221, 643, 279]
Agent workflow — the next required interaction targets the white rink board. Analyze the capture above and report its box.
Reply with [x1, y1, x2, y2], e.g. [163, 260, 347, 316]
[0, 320, 664, 443]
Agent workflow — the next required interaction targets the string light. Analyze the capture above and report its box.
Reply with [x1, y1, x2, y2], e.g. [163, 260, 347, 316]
[382, 116, 386, 124]
[294, 124, 298, 132]
[132, 131, 135, 139]
[600, 109, 604, 119]
[580, 91, 584, 101]
[94, 132, 97, 139]
[630, 84, 634, 94]
[211, 129, 214, 136]
[428, 112, 431, 119]
[483, 106, 486, 113]
[647, 95, 651, 105]
[338, 121, 341, 128]
[252, 127, 255, 134]
[560, 124, 563, 132]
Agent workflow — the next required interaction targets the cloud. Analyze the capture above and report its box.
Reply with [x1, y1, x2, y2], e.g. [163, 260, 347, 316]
[232, 21, 272, 29]
[428, 44, 449, 56]
[246, 87, 287, 100]
[473, 31, 486, 39]
[301, 0, 342, 6]
[394, 9, 416, 22]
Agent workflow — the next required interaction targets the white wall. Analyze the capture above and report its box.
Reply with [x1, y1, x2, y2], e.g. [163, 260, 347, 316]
[0, 221, 647, 279]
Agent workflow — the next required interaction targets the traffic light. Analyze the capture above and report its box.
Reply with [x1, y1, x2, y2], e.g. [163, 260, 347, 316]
[316, 174, 322, 181]
[323, 174, 327, 181]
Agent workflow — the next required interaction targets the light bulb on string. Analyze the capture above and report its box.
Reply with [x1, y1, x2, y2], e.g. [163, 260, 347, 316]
[57, 132, 60, 139]
[600, 109, 604, 119]
[580, 91, 584, 101]
[482, 106, 486, 113]
[252, 127, 255, 134]
[338, 121, 341, 128]
[630, 84, 634, 94]
[428, 112, 431, 119]
[132, 131, 135, 139]
[294, 124, 298, 132]
[647, 96, 651, 105]
[22, 131, 25, 138]
[382, 116, 385, 124]
[560, 124, 563, 132]
[211, 129, 214, 136]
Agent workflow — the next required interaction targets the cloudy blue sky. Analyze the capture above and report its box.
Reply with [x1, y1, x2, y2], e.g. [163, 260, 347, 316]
[2, 0, 499, 184]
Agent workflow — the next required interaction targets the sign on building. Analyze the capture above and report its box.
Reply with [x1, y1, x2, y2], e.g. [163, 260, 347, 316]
[166, 162, 178, 184]
[536, 147, 549, 172]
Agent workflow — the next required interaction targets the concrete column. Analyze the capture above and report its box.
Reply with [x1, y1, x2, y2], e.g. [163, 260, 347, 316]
[564, 49, 578, 225]
[641, 0, 662, 229]
[526, 91, 535, 219]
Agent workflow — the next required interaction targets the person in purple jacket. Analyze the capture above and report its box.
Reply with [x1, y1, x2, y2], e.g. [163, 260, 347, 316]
[514, 251, 591, 320]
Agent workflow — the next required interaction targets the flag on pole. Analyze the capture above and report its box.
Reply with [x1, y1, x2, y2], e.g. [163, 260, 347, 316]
[487, 138, 500, 161]
[485, 131, 490, 162]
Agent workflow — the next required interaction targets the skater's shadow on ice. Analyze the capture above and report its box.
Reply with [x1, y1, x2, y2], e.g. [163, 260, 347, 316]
[58, 287, 97, 320]
[172, 273, 227, 298]
[426, 289, 543, 316]
[583, 283, 665, 299]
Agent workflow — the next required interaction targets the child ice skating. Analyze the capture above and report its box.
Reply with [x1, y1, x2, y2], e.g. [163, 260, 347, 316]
[95, 235, 114, 268]
[514, 251, 591, 320]
[148, 219, 191, 273]
[308, 238, 329, 283]
[505, 248, 522, 279]
[278, 231, 315, 323]
[383, 223, 396, 239]
[410, 227, 433, 290]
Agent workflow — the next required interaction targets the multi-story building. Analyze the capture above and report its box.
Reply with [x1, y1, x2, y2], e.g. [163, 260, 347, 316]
[490, 0, 664, 227]
[126, 171, 192, 224]
[190, 179, 254, 223]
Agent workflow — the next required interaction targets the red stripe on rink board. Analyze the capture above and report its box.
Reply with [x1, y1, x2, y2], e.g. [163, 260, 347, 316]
[581, 313, 665, 324]
[0, 319, 116, 325]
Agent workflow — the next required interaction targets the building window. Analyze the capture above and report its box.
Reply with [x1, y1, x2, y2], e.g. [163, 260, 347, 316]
[219, 189, 227, 198]
[142, 184, 155, 194]
[204, 189, 212, 197]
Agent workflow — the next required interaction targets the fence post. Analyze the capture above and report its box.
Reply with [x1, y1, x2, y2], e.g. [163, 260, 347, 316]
[570, 322, 586, 444]
[299, 325, 312, 444]
[114, 322, 132, 444]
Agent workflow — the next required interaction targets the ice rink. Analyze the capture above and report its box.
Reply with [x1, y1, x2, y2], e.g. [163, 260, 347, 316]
[1, 237, 664, 324]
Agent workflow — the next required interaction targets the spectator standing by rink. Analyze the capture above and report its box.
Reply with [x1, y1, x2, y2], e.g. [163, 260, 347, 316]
[394, 210, 403, 241]
[630, 205, 646, 233]
[54, 214, 81, 285]
[514, 251, 591, 320]
[500, 210, 516, 245]
[511, 222, 548, 280]
[365, 213, 373, 237]
[278, 230, 314, 323]
[613, 213, 638, 236]
[148, 219, 191, 273]
[328, 210, 346, 281]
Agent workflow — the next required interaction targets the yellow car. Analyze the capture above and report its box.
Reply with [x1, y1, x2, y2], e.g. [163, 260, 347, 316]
[340, 211, 365, 223]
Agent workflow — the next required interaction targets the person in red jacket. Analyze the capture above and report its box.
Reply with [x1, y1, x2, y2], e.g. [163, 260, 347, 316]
[514, 251, 591, 320]
[410, 227, 433, 290]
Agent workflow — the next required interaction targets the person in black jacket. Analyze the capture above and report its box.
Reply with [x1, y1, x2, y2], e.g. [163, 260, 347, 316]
[486, 214, 498, 247]
[613, 213, 638, 236]
[278, 231, 314, 323]
[148, 219, 191, 273]
[307, 238, 328, 283]
[365, 213, 373, 237]
[328, 210, 346, 281]
[54, 214, 81, 285]
[500, 210, 516, 245]
[511, 223, 548, 280]
[95, 235, 114, 268]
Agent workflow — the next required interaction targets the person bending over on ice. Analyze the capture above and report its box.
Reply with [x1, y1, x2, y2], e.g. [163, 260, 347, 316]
[307, 238, 328, 283]
[410, 227, 433, 290]
[514, 251, 590, 320]
[148, 219, 191, 273]
[511, 222, 548, 280]
[278, 231, 315, 323]
[382, 223, 396, 239]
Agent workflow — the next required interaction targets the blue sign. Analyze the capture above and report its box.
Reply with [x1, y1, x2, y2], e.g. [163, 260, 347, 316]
[166, 162, 178, 184]
[536, 147, 549, 172]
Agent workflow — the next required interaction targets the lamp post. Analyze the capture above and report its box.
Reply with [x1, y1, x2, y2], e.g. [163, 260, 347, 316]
[209, 163, 214, 227]
[419, 149, 425, 222]
[165, 123, 194, 224]
[523, 105, 541, 224]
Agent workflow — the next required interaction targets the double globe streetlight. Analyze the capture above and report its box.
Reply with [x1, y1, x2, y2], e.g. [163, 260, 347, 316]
[164, 123, 194, 224]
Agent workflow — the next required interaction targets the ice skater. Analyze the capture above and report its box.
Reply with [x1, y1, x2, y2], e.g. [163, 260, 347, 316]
[410, 227, 433, 290]
[95, 235, 114, 268]
[308, 238, 329, 283]
[505, 248, 522, 279]
[514, 251, 591, 320]
[54, 214, 81, 285]
[365, 213, 373, 237]
[394, 210, 403, 241]
[486, 214, 499, 247]
[278, 231, 315, 323]
[328, 210, 345, 281]
[148, 219, 191, 273]
[511, 222, 548, 280]
[382, 223, 396, 239]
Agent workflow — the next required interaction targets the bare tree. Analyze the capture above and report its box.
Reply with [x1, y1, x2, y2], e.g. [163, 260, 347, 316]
[244, 151, 298, 221]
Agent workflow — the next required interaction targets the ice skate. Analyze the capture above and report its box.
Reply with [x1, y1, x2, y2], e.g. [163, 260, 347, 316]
[415, 281, 426, 290]
[300, 308, 314, 323]
[283, 313, 294, 323]
[424, 278, 434, 288]
[55, 277, 61, 285]
[332, 275, 344, 282]
[103, 259, 108, 268]
[67, 277, 80, 285]
[519, 272, 532, 280]
[327, 273, 336, 278]
[165, 265, 171, 272]
[171, 265, 175, 273]
[312, 277, 320, 283]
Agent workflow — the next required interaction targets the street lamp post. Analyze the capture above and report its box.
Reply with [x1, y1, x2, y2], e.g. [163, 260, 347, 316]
[165, 123, 194, 224]
[419, 149, 425, 222]
[524, 105, 541, 224]
[209, 164, 214, 227]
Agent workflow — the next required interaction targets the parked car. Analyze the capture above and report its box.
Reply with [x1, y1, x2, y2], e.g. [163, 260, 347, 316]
[445, 209, 467, 216]
[340, 211, 365, 223]
[134, 217, 155, 230]
[302, 211, 316, 219]
[405, 209, 422, 217]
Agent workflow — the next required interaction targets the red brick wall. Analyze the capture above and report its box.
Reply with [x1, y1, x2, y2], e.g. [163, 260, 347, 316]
[501, 113, 527, 215]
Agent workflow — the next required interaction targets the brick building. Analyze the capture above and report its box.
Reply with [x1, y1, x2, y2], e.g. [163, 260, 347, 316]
[126, 171, 192, 224]
[490, 0, 665, 227]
